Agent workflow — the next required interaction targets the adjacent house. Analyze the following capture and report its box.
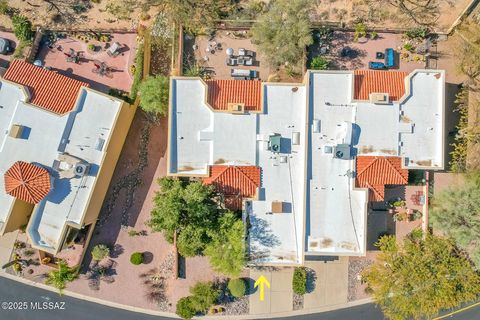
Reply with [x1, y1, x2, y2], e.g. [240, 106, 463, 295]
[167, 69, 445, 265]
[0, 60, 136, 265]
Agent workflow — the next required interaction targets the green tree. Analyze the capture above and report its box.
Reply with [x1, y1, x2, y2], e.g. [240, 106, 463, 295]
[11, 15, 34, 42]
[45, 260, 78, 294]
[430, 173, 480, 266]
[251, 0, 313, 67]
[204, 211, 245, 277]
[148, 177, 218, 257]
[362, 233, 480, 320]
[176, 296, 197, 319]
[91, 244, 110, 261]
[189, 281, 220, 312]
[309, 56, 329, 70]
[138, 75, 169, 116]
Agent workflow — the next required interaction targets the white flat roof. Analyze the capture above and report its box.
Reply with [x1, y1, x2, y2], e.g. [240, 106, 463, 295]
[249, 84, 307, 264]
[0, 79, 122, 251]
[169, 69, 445, 262]
[307, 72, 367, 255]
[169, 79, 307, 264]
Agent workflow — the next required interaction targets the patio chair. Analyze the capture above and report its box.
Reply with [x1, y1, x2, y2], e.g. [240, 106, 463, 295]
[107, 42, 121, 57]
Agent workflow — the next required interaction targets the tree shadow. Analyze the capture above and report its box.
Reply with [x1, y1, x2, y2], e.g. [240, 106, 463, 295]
[110, 243, 124, 258]
[306, 267, 317, 294]
[245, 277, 257, 295]
[142, 251, 154, 264]
[248, 215, 280, 248]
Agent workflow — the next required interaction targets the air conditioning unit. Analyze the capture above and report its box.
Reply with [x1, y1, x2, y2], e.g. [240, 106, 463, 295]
[74, 163, 90, 177]
[227, 102, 245, 114]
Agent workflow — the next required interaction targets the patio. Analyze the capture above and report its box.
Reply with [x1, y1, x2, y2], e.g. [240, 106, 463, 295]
[36, 32, 137, 93]
[309, 31, 426, 73]
[185, 30, 271, 81]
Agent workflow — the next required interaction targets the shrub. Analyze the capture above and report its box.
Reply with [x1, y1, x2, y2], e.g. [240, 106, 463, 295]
[128, 229, 139, 237]
[130, 252, 144, 265]
[403, 43, 414, 52]
[176, 296, 197, 319]
[309, 56, 329, 70]
[412, 210, 423, 220]
[91, 244, 110, 261]
[189, 281, 220, 312]
[11, 15, 34, 42]
[140, 12, 151, 21]
[87, 44, 96, 51]
[405, 27, 429, 39]
[45, 260, 78, 294]
[370, 31, 378, 40]
[354, 22, 367, 41]
[0, 0, 9, 15]
[227, 278, 246, 298]
[12, 262, 22, 273]
[292, 267, 307, 295]
[129, 44, 144, 101]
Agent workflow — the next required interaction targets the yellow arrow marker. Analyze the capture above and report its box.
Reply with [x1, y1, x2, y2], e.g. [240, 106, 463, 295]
[254, 275, 270, 301]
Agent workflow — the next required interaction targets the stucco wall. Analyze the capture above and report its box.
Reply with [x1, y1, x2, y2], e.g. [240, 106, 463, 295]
[82, 101, 137, 225]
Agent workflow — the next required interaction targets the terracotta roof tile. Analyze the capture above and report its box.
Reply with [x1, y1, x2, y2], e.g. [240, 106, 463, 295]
[356, 156, 408, 202]
[203, 165, 261, 210]
[353, 70, 408, 101]
[3, 59, 88, 114]
[206, 80, 262, 111]
[4, 161, 51, 204]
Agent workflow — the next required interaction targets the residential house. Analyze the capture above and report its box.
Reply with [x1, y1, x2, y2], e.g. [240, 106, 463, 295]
[167, 69, 445, 265]
[0, 60, 136, 266]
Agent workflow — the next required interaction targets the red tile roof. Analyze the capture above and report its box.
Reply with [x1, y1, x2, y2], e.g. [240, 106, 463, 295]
[353, 70, 408, 101]
[3, 59, 89, 114]
[206, 80, 262, 111]
[356, 156, 408, 202]
[203, 165, 261, 210]
[4, 161, 51, 204]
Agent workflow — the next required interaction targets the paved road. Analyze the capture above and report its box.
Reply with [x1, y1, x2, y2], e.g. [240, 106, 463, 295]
[0, 276, 478, 320]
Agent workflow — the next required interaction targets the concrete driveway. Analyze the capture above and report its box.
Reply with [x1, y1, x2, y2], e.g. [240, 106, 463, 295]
[250, 267, 294, 315]
[304, 257, 349, 309]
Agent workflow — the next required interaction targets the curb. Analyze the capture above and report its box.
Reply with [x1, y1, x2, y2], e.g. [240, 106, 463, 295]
[0, 272, 374, 319]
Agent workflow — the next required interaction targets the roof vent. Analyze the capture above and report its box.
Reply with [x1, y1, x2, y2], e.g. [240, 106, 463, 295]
[370, 93, 390, 104]
[271, 201, 284, 213]
[95, 138, 105, 151]
[227, 102, 245, 114]
[9, 124, 24, 139]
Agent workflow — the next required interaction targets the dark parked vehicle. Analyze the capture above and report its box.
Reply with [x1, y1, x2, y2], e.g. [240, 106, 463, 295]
[0, 38, 12, 54]
[368, 61, 387, 70]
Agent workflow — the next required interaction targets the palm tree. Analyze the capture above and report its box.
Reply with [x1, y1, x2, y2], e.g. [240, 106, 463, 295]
[45, 260, 78, 294]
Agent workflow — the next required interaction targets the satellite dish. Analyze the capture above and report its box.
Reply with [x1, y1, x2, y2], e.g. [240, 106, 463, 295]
[226, 48, 234, 56]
